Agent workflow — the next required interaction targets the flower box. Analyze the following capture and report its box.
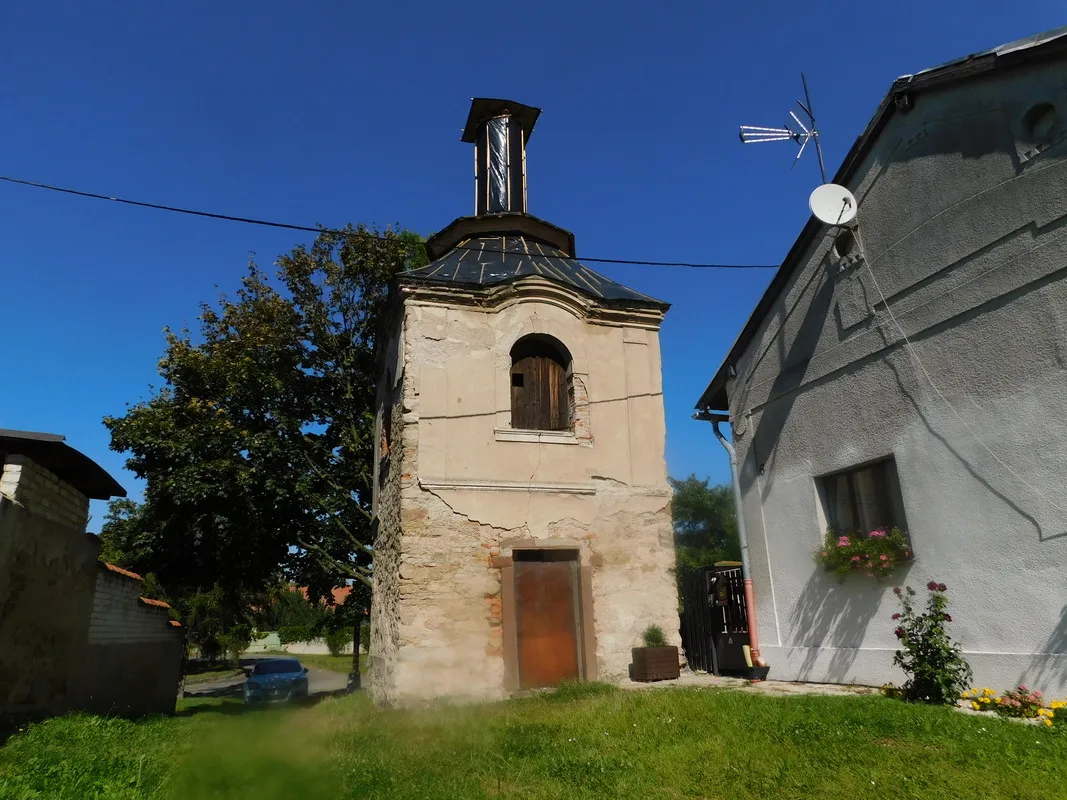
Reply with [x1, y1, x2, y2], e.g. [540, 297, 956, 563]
[630, 646, 680, 682]
[815, 527, 911, 580]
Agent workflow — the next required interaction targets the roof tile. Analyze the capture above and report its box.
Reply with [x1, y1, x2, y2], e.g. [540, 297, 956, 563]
[102, 562, 144, 581]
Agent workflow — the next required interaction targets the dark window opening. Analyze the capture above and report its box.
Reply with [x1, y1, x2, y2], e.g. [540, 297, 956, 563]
[833, 230, 857, 259]
[510, 334, 572, 432]
[820, 458, 912, 552]
[1023, 102, 1058, 141]
[514, 548, 579, 563]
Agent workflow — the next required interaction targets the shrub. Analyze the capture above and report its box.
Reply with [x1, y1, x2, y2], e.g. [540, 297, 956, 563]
[279, 625, 316, 645]
[324, 627, 352, 657]
[961, 687, 1064, 728]
[816, 528, 910, 579]
[217, 623, 253, 666]
[359, 622, 371, 653]
[879, 682, 904, 699]
[992, 685, 1045, 719]
[641, 624, 667, 648]
[891, 582, 972, 705]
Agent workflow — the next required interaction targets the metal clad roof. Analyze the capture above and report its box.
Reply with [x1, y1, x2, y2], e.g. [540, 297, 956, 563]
[0, 429, 127, 500]
[402, 235, 667, 307]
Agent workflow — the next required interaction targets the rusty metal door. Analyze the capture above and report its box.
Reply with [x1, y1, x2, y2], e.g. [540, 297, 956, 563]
[515, 552, 580, 689]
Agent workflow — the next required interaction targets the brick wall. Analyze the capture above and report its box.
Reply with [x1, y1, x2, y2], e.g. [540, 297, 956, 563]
[0, 455, 89, 531]
[71, 565, 184, 717]
[87, 569, 179, 644]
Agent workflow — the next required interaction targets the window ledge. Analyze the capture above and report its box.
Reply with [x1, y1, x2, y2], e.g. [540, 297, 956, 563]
[494, 428, 579, 445]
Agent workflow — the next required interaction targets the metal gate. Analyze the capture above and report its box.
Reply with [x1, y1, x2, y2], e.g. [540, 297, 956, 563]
[680, 564, 750, 675]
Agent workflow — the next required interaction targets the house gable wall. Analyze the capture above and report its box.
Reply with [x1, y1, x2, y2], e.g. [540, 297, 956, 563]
[726, 59, 1067, 694]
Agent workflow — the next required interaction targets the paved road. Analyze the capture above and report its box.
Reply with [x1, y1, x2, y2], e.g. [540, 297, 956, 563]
[183, 654, 350, 699]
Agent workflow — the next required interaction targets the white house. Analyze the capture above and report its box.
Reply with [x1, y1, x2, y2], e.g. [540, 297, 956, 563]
[695, 28, 1067, 695]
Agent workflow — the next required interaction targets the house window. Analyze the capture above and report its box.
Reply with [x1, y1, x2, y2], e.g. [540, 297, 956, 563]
[510, 334, 571, 431]
[820, 458, 907, 537]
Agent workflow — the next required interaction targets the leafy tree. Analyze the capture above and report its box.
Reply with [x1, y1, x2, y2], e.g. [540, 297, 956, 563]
[254, 587, 327, 633]
[670, 475, 740, 572]
[97, 498, 155, 569]
[179, 584, 255, 665]
[103, 225, 427, 603]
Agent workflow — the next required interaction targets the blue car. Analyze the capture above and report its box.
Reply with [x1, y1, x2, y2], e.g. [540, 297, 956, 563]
[243, 658, 310, 704]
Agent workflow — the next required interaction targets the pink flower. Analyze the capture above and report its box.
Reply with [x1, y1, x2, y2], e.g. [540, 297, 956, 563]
[893, 587, 902, 595]
[894, 627, 905, 639]
[879, 554, 888, 561]
[850, 556, 861, 563]
[869, 529, 887, 538]
[927, 581, 939, 591]
[821, 551, 828, 558]
[937, 583, 947, 592]
[837, 536, 851, 547]
[891, 613, 901, 620]
[943, 614, 952, 622]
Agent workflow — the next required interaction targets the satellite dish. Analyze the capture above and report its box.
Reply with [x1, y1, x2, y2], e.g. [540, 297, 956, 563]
[809, 184, 858, 226]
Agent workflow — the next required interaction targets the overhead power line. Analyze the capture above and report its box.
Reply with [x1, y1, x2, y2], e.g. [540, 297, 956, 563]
[0, 174, 779, 270]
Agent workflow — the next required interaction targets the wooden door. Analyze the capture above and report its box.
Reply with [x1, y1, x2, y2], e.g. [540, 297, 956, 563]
[515, 554, 580, 689]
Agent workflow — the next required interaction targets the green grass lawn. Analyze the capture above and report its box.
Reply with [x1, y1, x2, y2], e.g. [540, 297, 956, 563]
[1, 683, 1065, 799]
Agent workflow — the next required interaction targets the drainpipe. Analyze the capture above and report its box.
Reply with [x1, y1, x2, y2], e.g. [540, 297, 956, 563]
[694, 411, 766, 669]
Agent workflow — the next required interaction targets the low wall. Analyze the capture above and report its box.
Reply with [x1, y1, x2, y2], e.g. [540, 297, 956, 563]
[74, 639, 185, 716]
[245, 632, 282, 653]
[72, 566, 184, 716]
[281, 638, 355, 656]
[0, 496, 98, 724]
[246, 632, 365, 656]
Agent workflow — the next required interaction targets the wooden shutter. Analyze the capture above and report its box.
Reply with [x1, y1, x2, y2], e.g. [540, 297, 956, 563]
[511, 355, 568, 431]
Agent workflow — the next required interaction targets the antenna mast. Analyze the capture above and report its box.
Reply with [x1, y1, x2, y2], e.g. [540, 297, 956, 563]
[739, 73, 827, 183]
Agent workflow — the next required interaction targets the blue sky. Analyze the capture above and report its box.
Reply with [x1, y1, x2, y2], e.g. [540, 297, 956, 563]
[1, 1, 1063, 527]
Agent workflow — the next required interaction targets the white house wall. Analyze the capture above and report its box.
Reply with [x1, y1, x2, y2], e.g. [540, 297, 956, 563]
[727, 59, 1067, 694]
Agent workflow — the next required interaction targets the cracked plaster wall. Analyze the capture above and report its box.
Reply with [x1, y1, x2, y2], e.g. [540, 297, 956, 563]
[370, 291, 678, 705]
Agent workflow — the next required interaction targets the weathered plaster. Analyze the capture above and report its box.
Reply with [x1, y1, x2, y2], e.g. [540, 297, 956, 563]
[370, 281, 678, 706]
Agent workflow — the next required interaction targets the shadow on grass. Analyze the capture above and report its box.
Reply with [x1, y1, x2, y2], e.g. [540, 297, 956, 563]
[177, 688, 356, 719]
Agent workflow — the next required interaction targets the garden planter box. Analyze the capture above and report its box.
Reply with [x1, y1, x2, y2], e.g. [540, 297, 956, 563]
[630, 646, 680, 682]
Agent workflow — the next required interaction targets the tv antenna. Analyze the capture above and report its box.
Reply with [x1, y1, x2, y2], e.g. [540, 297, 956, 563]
[739, 73, 827, 183]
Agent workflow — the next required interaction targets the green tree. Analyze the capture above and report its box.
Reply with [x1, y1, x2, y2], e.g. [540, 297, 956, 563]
[179, 584, 255, 665]
[103, 225, 427, 603]
[97, 498, 155, 569]
[670, 475, 740, 572]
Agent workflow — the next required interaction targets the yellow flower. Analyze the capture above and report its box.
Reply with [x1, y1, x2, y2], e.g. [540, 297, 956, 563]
[1044, 718, 1053, 727]
[971, 701, 981, 710]
[980, 697, 991, 704]
[983, 688, 996, 697]
[1037, 708, 1049, 717]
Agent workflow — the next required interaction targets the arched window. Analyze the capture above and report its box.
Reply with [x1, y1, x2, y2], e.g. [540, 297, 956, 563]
[510, 335, 572, 431]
